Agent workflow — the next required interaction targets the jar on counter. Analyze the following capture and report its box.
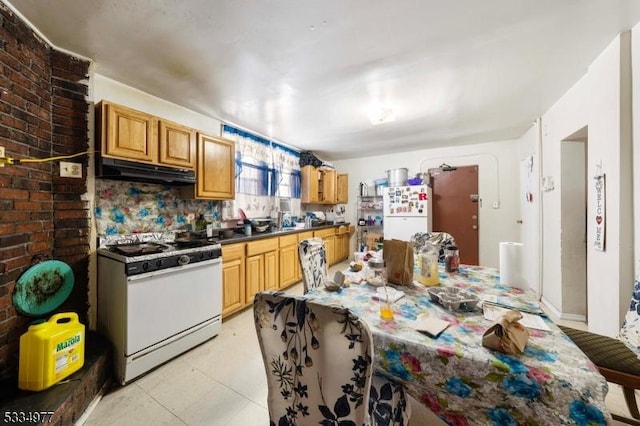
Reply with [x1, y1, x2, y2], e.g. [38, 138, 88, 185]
[366, 258, 387, 286]
[417, 242, 439, 286]
[444, 246, 460, 273]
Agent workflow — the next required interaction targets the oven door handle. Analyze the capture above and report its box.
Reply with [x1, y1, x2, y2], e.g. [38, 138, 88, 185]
[127, 257, 222, 281]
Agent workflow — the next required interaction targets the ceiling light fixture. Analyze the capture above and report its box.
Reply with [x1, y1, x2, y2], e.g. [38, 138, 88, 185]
[367, 104, 395, 125]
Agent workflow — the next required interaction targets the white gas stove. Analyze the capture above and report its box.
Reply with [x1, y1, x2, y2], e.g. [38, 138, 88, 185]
[97, 233, 223, 385]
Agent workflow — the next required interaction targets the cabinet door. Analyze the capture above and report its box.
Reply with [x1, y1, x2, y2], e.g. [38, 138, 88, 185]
[245, 254, 264, 303]
[301, 165, 320, 203]
[337, 174, 349, 203]
[321, 169, 337, 204]
[324, 235, 336, 265]
[196, 133, 235, 199]
[102, 102, 157, 162]
[159, 120, 196, 169]
[264, 251, 279, 291]
[222, 258, 245, 317]
[279, 244, 298, 288]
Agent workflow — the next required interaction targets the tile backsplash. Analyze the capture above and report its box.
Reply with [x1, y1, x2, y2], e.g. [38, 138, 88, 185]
[95, 180, 221, 235]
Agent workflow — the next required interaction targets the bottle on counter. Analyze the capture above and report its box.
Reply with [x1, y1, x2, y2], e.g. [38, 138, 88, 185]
[195, 214, 207, 232]
[444, 246, 460, 273]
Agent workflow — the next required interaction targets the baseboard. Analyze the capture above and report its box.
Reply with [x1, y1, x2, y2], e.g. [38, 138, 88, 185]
[540, 297, 587, 323]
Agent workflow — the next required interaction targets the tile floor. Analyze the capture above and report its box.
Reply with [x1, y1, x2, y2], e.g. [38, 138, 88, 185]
[79, 261, 636, 425]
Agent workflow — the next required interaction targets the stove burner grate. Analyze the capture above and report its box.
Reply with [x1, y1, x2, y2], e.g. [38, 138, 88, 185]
[107, 242, 169, 256]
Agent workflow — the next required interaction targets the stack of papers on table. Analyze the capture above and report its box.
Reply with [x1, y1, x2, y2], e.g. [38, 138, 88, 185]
[482, 303, 551, 331]
[410, 315, 450, 337]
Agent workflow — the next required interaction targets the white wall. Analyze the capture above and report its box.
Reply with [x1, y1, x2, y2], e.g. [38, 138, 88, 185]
[93, 74, 221, 135]
[541, 33, 633, 335]
[333, 140, 520, 268]
[517, 123, 541, 295]
[635, 23, 640, 283]
[560, 141, 587, 318]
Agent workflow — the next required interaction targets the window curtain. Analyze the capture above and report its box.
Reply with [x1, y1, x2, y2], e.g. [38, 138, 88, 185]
[222, 124, 301, 219]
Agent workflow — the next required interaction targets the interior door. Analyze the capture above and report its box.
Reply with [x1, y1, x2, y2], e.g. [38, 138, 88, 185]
[429, 165, 479, 265]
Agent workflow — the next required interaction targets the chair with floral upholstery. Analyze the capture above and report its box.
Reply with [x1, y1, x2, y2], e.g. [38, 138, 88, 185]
[410, 231, 457, 262]
[254, 291, 410, 425]
[560, 280, 640, 424]
[298, 237, 329, 293]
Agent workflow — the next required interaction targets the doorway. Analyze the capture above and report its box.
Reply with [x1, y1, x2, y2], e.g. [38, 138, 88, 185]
[560, 127, 588, 320]
[429, 165, 479, 265]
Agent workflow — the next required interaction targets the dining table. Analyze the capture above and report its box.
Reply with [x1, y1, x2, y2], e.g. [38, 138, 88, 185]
[306, 264, 612, 425]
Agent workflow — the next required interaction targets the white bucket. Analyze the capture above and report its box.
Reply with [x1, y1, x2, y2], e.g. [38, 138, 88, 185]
[386, 168, 408, 187]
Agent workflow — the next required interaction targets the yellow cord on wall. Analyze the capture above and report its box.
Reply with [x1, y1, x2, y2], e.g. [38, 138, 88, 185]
[1, 150, 94, 165]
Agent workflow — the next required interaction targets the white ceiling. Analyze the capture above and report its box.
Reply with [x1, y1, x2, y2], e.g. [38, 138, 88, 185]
[7, 0, 640, 160]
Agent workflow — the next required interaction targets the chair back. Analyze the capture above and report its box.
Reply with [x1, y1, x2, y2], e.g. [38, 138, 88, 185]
[410, 231, 457, 262]
[619, 280, 640, 354]
[298, 237, 328, 294]
[254, 291, 374, 425]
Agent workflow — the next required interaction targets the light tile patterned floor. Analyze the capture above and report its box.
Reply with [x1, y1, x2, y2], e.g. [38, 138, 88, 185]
[78, 261, 635, 425]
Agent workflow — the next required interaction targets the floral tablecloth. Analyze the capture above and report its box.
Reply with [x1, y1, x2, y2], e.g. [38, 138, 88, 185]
[307, 264, 611, 425]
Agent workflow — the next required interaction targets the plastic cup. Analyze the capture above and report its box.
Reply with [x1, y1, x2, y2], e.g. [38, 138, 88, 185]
[379, 288, 394, 320]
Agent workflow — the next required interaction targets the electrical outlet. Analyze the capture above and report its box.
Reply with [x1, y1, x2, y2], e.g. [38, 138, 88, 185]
[60, 161, 82, 178]
[492, 201, 500, 209]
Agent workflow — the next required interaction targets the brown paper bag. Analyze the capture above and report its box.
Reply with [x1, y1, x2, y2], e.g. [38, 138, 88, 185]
[482, 310, 529, 354]
[383, 239, 414, 286]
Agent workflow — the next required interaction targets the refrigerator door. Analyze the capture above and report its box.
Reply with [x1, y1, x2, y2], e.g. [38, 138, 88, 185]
[383, 185, 430, 217]
[384, 217, 431, 241]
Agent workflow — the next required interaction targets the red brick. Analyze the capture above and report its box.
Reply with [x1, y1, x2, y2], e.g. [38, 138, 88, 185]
[0, 211, 27, 221]
[0, 187, 29, 200]
[14, 200, 46, 210]
[30, 191, 52, 201]
[28, 242, 50, 254]
[54, 210, 88, 219]
[31, 231, 53, 243]
[4, 256, 30, 271]
[0, 223, 16, 235]
[14, 222, 43, 233]
[0, 245, 25, 260]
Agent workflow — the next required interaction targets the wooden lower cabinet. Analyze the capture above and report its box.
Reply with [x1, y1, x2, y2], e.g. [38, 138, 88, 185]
[279, 234, 299, 288]
[264, 250, 279, 291]
[222, 227, 346, 317]
[314, 228, 337, 266]
[245, 237, 279, 303]
[221, 243, 245, 318]
[334, 225, 350, 263]
[245, 254, 265, 303]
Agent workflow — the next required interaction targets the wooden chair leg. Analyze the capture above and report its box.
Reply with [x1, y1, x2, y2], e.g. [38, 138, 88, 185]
[613, 413, 640, 425]
[623, 387, 640, 419]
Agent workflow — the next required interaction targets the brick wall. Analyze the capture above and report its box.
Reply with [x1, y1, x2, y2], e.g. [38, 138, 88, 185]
[0, 2, 90, 380]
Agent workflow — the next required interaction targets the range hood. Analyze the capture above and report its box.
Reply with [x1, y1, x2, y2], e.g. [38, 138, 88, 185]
[96, 157, 196, 185]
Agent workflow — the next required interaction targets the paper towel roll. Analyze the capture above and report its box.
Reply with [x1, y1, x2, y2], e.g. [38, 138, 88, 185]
[499, 242, 525, 288]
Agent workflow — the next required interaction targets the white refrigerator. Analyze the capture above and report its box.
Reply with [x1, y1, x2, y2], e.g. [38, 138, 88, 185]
[383, 184, 432, 241]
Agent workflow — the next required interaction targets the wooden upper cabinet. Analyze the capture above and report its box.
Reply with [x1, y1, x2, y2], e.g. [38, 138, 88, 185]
[321, 169, 337, 204]
[337, 173, 349, 204]
[301, 165, 320, 203]
[194, 133, 235, 199]
[100, 101, 157, 163]
[158, 119, 196, 169]
[301, 165, 338, 204]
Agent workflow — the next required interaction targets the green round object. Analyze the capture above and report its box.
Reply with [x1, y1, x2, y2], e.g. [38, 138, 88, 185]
[12, 260, 74, 316]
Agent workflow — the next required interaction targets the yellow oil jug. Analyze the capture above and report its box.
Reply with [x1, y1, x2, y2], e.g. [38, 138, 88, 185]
[18, 312, 85, 391]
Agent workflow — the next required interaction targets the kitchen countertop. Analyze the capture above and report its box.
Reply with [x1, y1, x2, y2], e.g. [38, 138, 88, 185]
[217, 223, 350, 245]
